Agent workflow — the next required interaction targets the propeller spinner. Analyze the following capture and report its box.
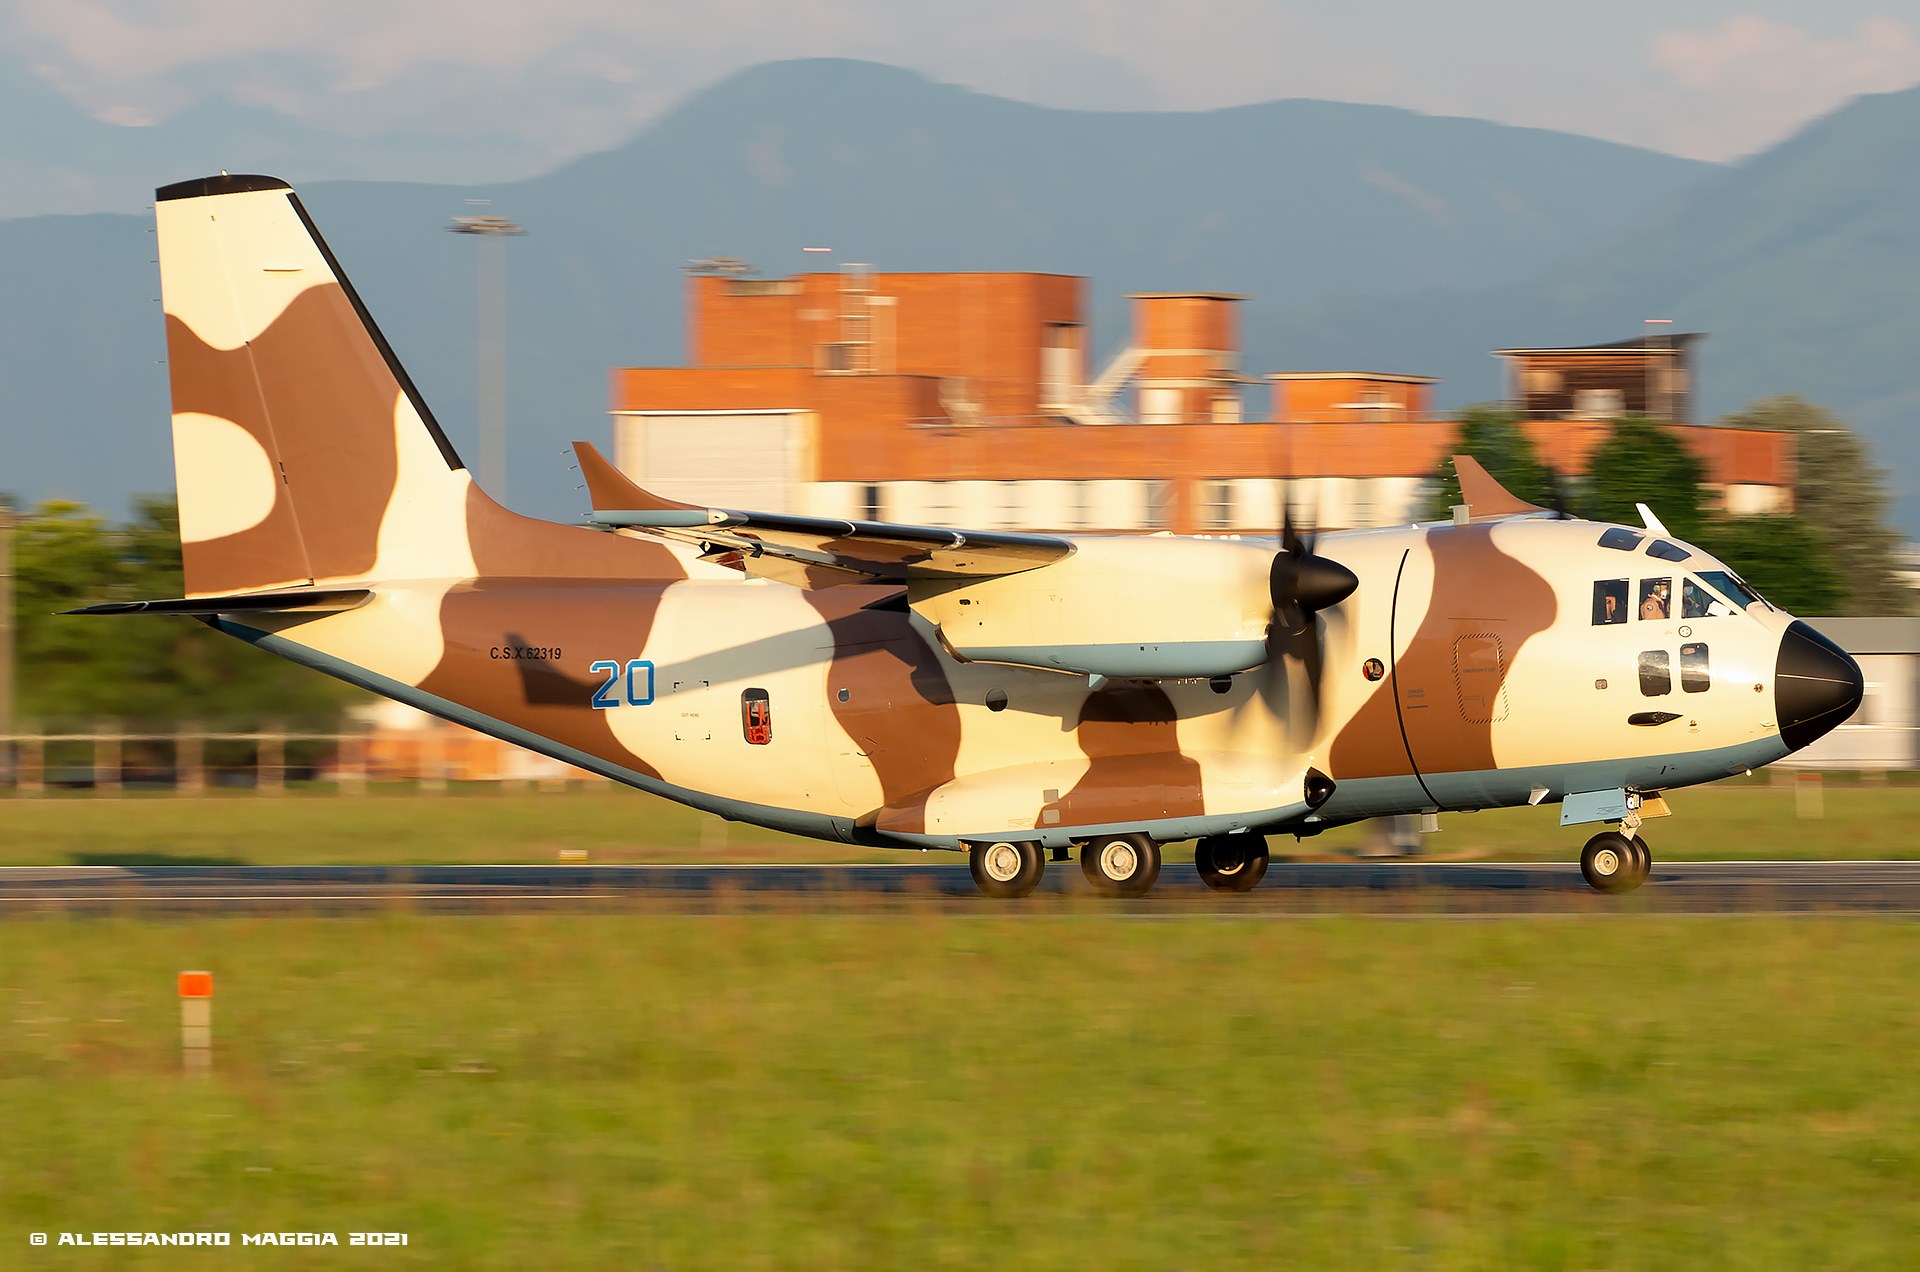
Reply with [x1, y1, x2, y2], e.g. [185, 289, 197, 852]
[1260, 512, 1359, 736]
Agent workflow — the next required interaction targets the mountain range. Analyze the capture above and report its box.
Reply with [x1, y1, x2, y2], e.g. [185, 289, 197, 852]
[3, 58, 1918, 532]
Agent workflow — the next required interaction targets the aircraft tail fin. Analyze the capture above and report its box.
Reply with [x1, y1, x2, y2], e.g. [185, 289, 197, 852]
[156, 174, 481, 597]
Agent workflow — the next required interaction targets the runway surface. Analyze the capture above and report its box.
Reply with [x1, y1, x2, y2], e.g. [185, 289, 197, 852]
[4, 860, 1919, 917]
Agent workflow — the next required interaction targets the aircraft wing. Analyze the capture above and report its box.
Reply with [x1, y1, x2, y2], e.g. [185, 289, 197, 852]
[572, 442, 1074, 583]
[65, 588, 373, 616]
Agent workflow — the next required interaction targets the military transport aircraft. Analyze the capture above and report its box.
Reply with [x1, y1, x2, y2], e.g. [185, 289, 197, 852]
[78, 174, 1865, 898]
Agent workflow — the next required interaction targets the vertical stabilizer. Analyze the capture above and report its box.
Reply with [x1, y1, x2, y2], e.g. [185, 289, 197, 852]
[156, 174, 475, 596]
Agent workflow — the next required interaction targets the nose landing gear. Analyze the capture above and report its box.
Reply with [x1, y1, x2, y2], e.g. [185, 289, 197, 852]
[1580, 828, 1652, 894]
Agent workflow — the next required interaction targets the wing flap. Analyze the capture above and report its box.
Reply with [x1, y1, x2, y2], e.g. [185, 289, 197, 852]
[572, 442, 1073, 582]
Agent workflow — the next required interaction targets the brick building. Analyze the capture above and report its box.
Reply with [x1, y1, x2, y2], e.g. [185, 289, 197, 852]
[609, 269, 1795, 533]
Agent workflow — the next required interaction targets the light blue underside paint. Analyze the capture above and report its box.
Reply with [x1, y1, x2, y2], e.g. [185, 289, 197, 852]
[1313, 736, 1787, 827]
[590, 510, 711, 528]
[1560, 788, 1630, 827]
[221, 620, 1789, 852]
[963, 640, 1266, 679]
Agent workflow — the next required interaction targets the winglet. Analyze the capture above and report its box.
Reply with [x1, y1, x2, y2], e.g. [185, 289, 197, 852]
[1451, 454, 1547, 519]
[572, 442, 713, 527]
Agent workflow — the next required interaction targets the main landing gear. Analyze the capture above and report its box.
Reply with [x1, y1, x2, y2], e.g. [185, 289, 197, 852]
[966, 831, 1274, 900]
[1579, 829, 1652, 894]
[1194, 832, 1270, 893]
[968, 841, 1046, 899]
[1081, 833, 1161, 897]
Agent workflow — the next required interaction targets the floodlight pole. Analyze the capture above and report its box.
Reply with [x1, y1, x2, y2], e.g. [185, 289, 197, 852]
[1645, 317, 1674, 421]
[0, 496, 13, 779]
[448, 208, 526, 500]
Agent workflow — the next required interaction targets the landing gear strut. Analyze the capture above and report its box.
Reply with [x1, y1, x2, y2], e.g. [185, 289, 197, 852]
[969, 841, 1044, 899]
[1195, 833, 1269, 892]
[1080, 833, 1161, 897]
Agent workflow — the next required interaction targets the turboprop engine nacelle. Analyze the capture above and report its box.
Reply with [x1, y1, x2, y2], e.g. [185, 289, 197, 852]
[909, 535, 1278, 679]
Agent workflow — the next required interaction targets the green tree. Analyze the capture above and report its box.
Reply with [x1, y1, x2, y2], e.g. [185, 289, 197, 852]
[1572, 415, 1708, 541]
[1421, 406, 1559, 519]
[12, 498, 362, 729]
[1715, 396, 1911, 615]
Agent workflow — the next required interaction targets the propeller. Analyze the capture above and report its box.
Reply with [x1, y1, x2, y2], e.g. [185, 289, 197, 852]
[1257, 504, 1358, 739]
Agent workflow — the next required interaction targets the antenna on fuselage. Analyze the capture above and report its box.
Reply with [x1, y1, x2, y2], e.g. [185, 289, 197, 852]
[1635, 502, 1671, 535]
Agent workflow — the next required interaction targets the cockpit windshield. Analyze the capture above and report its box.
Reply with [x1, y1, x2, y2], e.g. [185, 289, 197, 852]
[1681, 578, 1724, 619]
[1696, 569, 1765, 611]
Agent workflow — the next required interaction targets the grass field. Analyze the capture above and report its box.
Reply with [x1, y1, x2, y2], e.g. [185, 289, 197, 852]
[1, 775, 1917, 866]
[5, 911, 1919, 1269]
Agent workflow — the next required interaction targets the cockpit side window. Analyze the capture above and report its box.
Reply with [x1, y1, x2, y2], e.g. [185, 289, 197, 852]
[1647, 539, 1692, 562]
[1593, 579, 1628, 625]
[1681, 578, 1728, 619]
[1697, 569, 1764, 611]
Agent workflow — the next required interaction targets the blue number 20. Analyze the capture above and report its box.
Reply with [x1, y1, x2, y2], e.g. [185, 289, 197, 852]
[590, 659, 655, 710]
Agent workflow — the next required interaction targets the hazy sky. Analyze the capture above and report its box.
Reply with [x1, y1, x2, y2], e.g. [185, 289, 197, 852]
[9, 1, 1920, 181]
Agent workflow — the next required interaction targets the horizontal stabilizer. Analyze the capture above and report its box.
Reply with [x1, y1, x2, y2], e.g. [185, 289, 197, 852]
[65, 588, 372, 617]
[571, 442, 1074, 582]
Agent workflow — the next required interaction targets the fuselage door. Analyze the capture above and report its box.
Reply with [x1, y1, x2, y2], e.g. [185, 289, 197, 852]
[1388, 525, 1555, 809]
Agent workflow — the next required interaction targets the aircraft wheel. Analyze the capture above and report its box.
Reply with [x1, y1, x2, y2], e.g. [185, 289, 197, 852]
[1195, 833, 1269, 893]
[969, 841, 1044, 899]
[1627, 834, 1652, 887]
[1080, 833, 1161, 898]
[1580, 831, 1642, 894]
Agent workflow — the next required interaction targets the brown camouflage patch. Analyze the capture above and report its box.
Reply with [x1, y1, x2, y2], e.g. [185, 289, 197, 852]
[1332, 525, 1558, 790]
[163, 311, 315, 594]
[1059, 682, 1205, 827]
[464, 486, 686, 580]
[417, 580, 684, 781]
[805, 588, 962, 831]
[168, 285, 419, 589]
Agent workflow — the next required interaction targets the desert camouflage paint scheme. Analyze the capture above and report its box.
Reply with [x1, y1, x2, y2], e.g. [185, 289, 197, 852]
[116, 175, 1862, 884]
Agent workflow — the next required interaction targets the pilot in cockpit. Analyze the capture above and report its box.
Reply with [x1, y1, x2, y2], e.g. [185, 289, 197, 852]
[1682, 578, 1731, 620]
[1639, 579, 1670, 620]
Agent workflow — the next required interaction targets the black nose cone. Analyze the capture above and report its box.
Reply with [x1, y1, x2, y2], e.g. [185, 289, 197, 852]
[1775, 621, 1864, 752]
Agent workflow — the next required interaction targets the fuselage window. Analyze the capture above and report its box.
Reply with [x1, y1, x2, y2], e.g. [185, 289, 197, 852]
[1681, 578, 1727, 619]
[741, 688, 772, 745]
[1697, 569, 1763, 611]
[1648, 539, 1692, 562]
[1680, 642, 1710, 693]
[1593, 579, 1629, 625]
[1638, 650, 1672, 696]
[1638, 577, 1671, 620]
[1599, 527, 1644, 551]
